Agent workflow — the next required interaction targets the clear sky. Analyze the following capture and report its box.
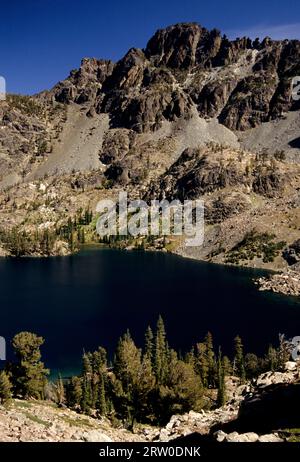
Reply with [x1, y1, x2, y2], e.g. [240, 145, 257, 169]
[1, 0, 299, 94]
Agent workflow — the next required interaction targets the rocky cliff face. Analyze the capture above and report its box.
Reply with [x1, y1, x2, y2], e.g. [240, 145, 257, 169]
[48, 22, 300, 134]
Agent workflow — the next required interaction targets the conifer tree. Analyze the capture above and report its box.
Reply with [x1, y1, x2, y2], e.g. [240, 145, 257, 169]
[156, 350, 203, 424]
[195, 342, 209, 387]
[97, 373, 107, 416]
[278, 334, 290, 369]
[144, 326, 154, 363]
[135, 355, 155, 423]
[216, 349, 226, 407]
[81, 352, 93, 412]
[154, 316, 168, 384]
[55, 374, 65, 406]
[0, 371, 12, 405]
[185, 347, 196, 368]
[222, 355, 233, 376]
[66, 376, 82, 408]
[81, 375, 92, 413]
[92, 347, 107, 373]
[234, 335, 246, 381]
[114, 331, 142, 423]
[12, 332, 49, 399]
[205, 332, 217, 387]
[244, 353, 260, 379]
[266, 345, 278, 371]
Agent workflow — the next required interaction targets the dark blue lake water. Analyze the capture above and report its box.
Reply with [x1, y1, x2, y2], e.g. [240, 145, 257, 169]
[0, 247, 299, 377]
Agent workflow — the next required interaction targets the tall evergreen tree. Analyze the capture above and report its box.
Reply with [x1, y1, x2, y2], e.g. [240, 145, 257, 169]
[278, 334, 290, 369]
[81, 352, 93, 412]
[244, 353, 260, 379]
[222, 355, 233, 376]
[156, 350, 203, 424]
[185, 347, 196, 369]
[205, 332, 217, 387]
[154, 316, 168, 384]
[195, 342, 209, 387]
[265, 345, 278, 371]
[97, 373, 107, 416]
[234, 335, 246, 381]
[0, 371, 12, 405]
[12, 332, 49, 399]
[135, 355, 155, 423]
[55, 374, 65, 406]
[114, 331, 142, 426]
[216, 349, 226, 407]
[66, 376, 82, 409]
[144, 326, 154, 363]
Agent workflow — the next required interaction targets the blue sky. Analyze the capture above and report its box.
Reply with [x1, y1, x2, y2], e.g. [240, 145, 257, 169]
[1, 0, 299, 94]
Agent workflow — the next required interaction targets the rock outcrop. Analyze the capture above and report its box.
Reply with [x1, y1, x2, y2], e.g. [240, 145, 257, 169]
[43, 22, 300, 135]
[257, 270, 300, 296]
[0, 400, 143, 442]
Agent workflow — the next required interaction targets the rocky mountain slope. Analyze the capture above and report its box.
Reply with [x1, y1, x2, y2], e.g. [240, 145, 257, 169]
[1, 362, 300, 442]
[0, 22, 300, 273]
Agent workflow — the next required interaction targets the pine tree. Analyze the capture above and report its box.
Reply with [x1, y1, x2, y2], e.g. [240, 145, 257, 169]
[195, 342, 209, 387]
[12, 332, 49, 399]
[205, 332, 217, 387]
[216, 349, 226, 407]
[55, 374, 65, 406]
[156, 352, 203, 424]
[81, 352, 93, 412]
[134, 355, 155, 424]
[144, 326, 154, 363]
[154, 316, 168, 384]
[81, 375, 92, 413]
[266, 345, 278, 371]
[0, 371, 12, 406]
[114, 331, 143, 427]
[234, 335, 246, 381]
[66, 376, 82, 408]
[82, 352, 93, 376]
[244, 353, 259, 379]
[278, 334, 290, 369]
[185, 347, 196, 368]
[222, 356, 233, 376]
[92, 347, 107, 373]
[97, 373, 107, 415]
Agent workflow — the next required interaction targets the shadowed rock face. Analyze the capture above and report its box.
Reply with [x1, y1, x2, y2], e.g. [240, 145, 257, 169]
[145, 146, 284, 202]
[217, 383, 300, 434]
[52, 58, 115, 104]
[145, 23, 222, 69]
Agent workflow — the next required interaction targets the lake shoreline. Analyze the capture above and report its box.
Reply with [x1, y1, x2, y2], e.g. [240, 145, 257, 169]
[1, 240, 297, 298]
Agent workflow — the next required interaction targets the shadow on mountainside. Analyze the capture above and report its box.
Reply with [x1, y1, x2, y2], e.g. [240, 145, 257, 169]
[211, 382, 300, 435]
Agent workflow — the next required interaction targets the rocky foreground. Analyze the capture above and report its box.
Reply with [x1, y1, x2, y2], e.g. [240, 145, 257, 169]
[1, 362, 300, 443]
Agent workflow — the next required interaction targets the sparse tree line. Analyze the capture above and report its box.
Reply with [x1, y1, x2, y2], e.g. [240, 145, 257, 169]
[0, 319, 290, 429]
[58, 207, 93, 252]
[0, 208, 93, 256]
[0, 227, 59, 257]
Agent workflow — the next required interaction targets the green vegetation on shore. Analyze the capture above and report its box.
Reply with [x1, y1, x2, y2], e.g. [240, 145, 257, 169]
[0, 208, 94, 257]
[225, 231, 286, 264]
